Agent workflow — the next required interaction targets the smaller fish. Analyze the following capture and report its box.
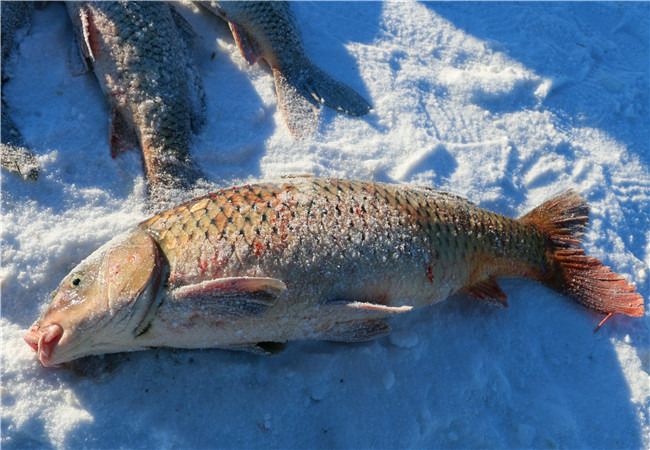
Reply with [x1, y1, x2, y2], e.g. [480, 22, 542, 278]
[66, 1, 206, 206]
[1, 105, 40, 181]
[24, 178, 644, 367]
[198, 1, 372, 138]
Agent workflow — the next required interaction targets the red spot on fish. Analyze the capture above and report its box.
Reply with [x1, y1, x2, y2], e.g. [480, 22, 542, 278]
[426, 266, 435, 283]
[253, 240, 265, 256]
[110, 135, 124, 159]
[198, 259, 208, 274]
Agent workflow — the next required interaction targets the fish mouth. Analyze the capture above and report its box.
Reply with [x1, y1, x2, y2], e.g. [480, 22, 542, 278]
[23, 323, 64, 367]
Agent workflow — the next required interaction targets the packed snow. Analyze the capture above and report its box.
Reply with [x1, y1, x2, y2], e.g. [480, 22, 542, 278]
[2, 2, 649, 448]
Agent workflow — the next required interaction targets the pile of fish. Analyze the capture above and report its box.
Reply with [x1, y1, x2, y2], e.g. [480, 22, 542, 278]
[2, 2, 643, 368]
[3, 1, 371, 205]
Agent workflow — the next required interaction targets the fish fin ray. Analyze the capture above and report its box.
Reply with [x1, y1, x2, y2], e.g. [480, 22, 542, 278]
[547, 250, 644, 317]
[521, 189, 589, 247]
[322, 320, 391, 342]
[460, 277, 509, 308]
[170, 277, 286, 317]
[68, 33, 90, 76]
[78, 4, 98, 62]
[325, 300, 413, 321]
[523, 190, 644, 318]
[283, 57, 372, 117]
[273, 68, 320, 139]
[229, 342, 285, 356]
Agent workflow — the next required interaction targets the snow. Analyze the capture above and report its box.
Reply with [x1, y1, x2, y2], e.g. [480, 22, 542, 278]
[2, 1, 649, 448]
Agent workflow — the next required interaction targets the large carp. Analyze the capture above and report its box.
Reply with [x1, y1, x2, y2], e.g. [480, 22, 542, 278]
[198, 1, 372, 138]
[25, 178, 644, 366]
[66, 1, 206, 203]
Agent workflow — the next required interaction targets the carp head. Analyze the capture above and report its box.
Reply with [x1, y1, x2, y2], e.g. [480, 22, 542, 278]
[24, 229, 164, 367]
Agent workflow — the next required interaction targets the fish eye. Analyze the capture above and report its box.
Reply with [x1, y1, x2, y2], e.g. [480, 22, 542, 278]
[70, 275, 83, 287]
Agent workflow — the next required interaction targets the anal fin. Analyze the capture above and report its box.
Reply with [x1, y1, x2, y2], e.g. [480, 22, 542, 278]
[460, 277, 509, 307]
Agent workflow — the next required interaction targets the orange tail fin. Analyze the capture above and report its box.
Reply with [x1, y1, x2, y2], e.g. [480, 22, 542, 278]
[522, 190, 644, 318]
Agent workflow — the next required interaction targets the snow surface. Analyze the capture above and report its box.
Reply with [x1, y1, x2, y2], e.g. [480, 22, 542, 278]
[2, 1, 649, 448]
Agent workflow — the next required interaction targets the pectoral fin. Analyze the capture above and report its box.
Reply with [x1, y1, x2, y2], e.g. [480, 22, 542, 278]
[170, 277, 287, 318]
[460, 277, 509, 307]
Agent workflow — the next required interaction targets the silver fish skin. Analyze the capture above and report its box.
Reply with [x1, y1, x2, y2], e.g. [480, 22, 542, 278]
[1, 1, 40, 180]
[198, 1, 372, 138]
[65, 1, 206, 204]
[24, 178, 644, 366]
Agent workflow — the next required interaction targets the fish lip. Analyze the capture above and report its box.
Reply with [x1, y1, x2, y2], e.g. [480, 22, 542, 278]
[24, 323, 64, 367]
[23, 324, 40, 352]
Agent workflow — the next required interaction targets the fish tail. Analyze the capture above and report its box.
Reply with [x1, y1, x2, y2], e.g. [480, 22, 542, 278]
[521, 190, 644, 318]
[274, 58, 372, 139]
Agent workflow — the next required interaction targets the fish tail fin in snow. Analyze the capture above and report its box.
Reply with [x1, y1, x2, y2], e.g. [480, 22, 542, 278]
[273, 57, 372, 139]
[521, 190, 645, 321]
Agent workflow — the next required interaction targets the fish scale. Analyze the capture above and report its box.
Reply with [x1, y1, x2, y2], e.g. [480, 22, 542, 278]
[141, 178, 543, 302]
[25, 178, 644, 366]
[65, 1, 206, 204]
[198, 1, 371, 138]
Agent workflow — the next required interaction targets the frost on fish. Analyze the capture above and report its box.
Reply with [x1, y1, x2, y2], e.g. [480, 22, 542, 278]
[65, 1, 207, 206]
[25, 178, 645, 366]
[1, 105, 40, 181]
[198, 1, 372, 138]
[1, 1, 40, 180]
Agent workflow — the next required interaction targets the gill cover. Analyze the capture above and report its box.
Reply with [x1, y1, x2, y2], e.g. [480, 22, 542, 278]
[104, 228, 164, 331]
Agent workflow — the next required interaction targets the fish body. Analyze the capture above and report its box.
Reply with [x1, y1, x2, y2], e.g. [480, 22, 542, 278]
[65, 1, 205, 202]
[1, 105, 40, 181]
[2, 1, 34, 75]
[198, 1, 371, 138]
[25, 178, 645, 366]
